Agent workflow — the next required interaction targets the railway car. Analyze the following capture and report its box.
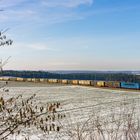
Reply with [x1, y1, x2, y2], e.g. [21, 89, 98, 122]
[9, 77, 17, 81]
[40, 78, 47, 82]
[27, 78, 32, 82]
[79, 80, 91, 86]
[32, 78, 40, 82]
[78, 80, 84, 85]
[0, 77, 3, 81]
[16, 77, 25, 82]
[61, 79, 68, 84]
[105, 81, 113, 87]
[105, 81, 120, 88]
[71, 80, 79, 85]
[96, 81, 105, 87]
[113, 81, 121, 88]
[90, 80, 97, 86]
[48, 79, 58, 83]
[120, 82, 140, 89]
[57, 79, 62, 83]
[52, 79, 58, 83]
[3, 77, 10, 81]
[67, 80, 72, 84]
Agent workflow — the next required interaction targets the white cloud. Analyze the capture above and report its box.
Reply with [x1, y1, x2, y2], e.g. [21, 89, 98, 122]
[41, 0, 93, 8]
[0, 0, 27, 8]
[14, 42, 59, 52]
[0, 10, 38, 24]
[0, 0, 94, 25]
[27, 43, 51, 51]
[0, 0, 93, 9]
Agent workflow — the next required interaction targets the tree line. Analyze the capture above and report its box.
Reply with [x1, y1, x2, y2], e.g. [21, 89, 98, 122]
[1, 70, 140, 83]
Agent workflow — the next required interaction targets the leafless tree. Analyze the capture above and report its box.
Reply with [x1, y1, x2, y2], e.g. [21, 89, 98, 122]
[0, 56, 11, 73]
[0, 29, 65, 139]
[0, 29, 13, 47]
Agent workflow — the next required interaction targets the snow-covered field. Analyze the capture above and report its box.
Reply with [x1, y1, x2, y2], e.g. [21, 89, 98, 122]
[1, 81, 140, 140]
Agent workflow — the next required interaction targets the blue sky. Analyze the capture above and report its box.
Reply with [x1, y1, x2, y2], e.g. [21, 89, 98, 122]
[0, 0, 140, 71]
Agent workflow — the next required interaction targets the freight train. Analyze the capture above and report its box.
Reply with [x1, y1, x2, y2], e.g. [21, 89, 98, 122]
[0, 77, 140, 90]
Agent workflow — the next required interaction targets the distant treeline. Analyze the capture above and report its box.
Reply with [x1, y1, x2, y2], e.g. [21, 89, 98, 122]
[1, 70, 140, 83]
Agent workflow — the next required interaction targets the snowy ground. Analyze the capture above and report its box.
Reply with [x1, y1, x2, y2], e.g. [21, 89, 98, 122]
[1, 81, 140, 140]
